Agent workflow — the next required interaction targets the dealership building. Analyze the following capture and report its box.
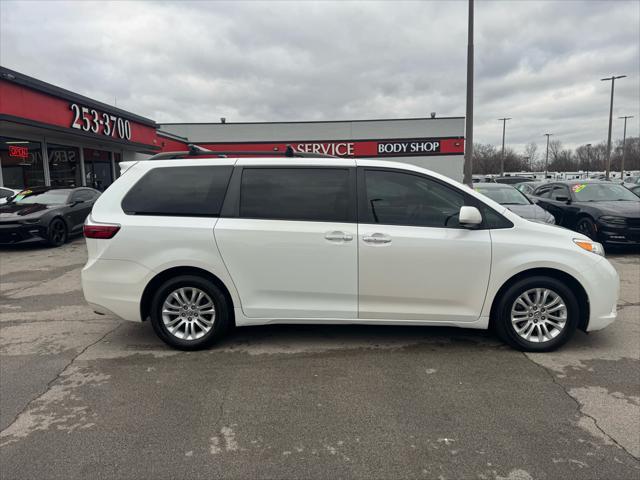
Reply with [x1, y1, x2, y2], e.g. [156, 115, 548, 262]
[0, 66, 465, 191]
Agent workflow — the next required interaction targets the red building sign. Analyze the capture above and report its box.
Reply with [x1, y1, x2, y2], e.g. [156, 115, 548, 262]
[199, 138, 464, 158]
[8, 145, 29, 159]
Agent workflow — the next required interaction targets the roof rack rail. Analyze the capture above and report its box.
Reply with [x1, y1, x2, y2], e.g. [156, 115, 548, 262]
[147, 144, 338, 160]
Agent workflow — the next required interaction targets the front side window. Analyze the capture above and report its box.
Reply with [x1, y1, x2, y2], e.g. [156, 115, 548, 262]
[551, 185, 570, 200]
[534, 185, 553, 198]
[122, 166, 233, 216]
[72, 189, 96, 202]
[363, 169, 465, 228]
[240, 168, 351, 222]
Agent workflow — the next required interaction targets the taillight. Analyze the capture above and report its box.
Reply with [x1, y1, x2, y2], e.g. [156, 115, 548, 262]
[83, 224, 120, 239]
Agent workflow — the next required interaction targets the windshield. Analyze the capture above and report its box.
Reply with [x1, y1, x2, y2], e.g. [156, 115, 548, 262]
[475, 186, 531, 205]
[12, 190, 69, 205]
[571, 183, 640, 202]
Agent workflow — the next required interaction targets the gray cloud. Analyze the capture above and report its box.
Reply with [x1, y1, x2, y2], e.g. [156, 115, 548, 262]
[1, 0, 638, 152]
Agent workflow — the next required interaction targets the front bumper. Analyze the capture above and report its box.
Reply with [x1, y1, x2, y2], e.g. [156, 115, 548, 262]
[0, 222, 46, 245]
[596, 221, 640, 245]
[580, 256, 619, 332]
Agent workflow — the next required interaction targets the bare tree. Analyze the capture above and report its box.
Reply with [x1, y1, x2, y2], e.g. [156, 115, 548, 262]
[549, 140, 563, 162]
[474, 137, 639, 176]
[472, 143, 500, 174]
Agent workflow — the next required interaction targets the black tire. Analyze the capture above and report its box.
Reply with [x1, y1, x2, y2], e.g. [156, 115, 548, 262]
[494, 276, 579, 352]
[575, 216, 597, 241]
[47, 218, 68, 247]
[150, 275, 231, 350]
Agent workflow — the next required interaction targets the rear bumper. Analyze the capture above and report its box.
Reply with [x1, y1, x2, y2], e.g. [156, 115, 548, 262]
[81, 258, 151, 322]
[581, 257, 619, 332]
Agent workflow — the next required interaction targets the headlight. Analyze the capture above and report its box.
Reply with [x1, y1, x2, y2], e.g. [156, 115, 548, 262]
[20, 218, 40, 225]
[599, 215, 626, 226]
[573, 238, 605, 256]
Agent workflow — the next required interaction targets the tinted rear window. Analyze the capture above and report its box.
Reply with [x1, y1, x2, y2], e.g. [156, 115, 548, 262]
[240, 168, 351, 222]
[122, 166, 233, 216]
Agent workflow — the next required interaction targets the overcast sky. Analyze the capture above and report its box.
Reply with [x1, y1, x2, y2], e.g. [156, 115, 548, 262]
[1, 0, 638, 152]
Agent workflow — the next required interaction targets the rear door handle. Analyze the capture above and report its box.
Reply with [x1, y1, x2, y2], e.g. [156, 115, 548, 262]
[363, 233, 391, 244]
[325, 231, 353, 242]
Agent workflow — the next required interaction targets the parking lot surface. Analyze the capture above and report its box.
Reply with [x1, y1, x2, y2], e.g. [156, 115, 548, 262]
[1, 239, 639, 479]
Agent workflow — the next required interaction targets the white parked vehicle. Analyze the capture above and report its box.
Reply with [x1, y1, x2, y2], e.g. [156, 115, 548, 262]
[81, 154, 619, 352]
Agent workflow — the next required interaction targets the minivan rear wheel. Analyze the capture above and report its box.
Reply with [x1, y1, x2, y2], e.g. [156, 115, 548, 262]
[150, 275, 231, 350]
[494, 276, 579, 352]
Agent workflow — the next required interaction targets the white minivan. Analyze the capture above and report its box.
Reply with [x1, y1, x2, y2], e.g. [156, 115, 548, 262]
[81, 154, 619, 352]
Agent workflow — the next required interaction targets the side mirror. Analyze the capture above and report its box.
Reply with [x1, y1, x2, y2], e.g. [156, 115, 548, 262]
[555, 195, 570, 203]
[71, 199, 85, 206]
[459, 206, 483, 228]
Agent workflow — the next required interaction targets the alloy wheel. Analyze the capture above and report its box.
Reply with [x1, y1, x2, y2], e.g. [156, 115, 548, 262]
[510, 288, 567, 343]
[50, 220, 67, 245]
[161, 287, 216, 341]
[576, 219, 595, 239]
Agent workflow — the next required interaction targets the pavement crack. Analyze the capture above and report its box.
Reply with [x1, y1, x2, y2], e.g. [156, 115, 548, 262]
[523, 352, 639, 461]
[617, 301, 640, 311]
[0, 322, 123, 435]
[212, 381, 233, 431]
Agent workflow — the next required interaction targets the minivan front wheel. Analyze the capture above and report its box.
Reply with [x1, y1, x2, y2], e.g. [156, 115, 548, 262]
[150, 275, 231, 350]
[495, 276, 579, 352]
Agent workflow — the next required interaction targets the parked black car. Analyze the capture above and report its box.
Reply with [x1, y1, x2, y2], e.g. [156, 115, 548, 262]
[532, 180, 640, 246]
[0, 187, 100, 246]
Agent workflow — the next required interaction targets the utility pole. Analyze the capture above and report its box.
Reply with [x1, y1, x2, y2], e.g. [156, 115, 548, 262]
[585, 143, 592, 179]
[462, 0, 474, 187]
[619, 115, 633, 181]
[601, 75, 626, 180]
[498, 117, 511, 176]
[544, 133, 553, 179]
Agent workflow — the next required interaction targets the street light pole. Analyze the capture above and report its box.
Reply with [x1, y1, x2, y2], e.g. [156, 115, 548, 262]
[619, 115, 633, 181]
[585, 143, 591, 179]
[498, 117, 511, 176]
[543, 133, 553, 179]
[462, 0, 474, 187]
[601, 75, 626, 180]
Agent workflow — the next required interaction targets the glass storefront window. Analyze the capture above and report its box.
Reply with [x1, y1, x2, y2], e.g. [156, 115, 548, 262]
[114, 152, 122, 178]
[0, 137, 46, 189]
[84, 148, 113, 191]
[47, 143, 82, 187]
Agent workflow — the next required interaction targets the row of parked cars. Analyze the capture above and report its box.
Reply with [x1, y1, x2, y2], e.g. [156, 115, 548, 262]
[478, 177, 640, 248]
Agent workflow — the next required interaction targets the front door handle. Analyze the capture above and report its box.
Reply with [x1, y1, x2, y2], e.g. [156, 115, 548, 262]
[363, 233, 391, 244]
[325, 231, 353, 242]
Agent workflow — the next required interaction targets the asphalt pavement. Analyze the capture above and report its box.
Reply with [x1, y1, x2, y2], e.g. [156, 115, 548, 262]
[1, 238, 639, 479]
